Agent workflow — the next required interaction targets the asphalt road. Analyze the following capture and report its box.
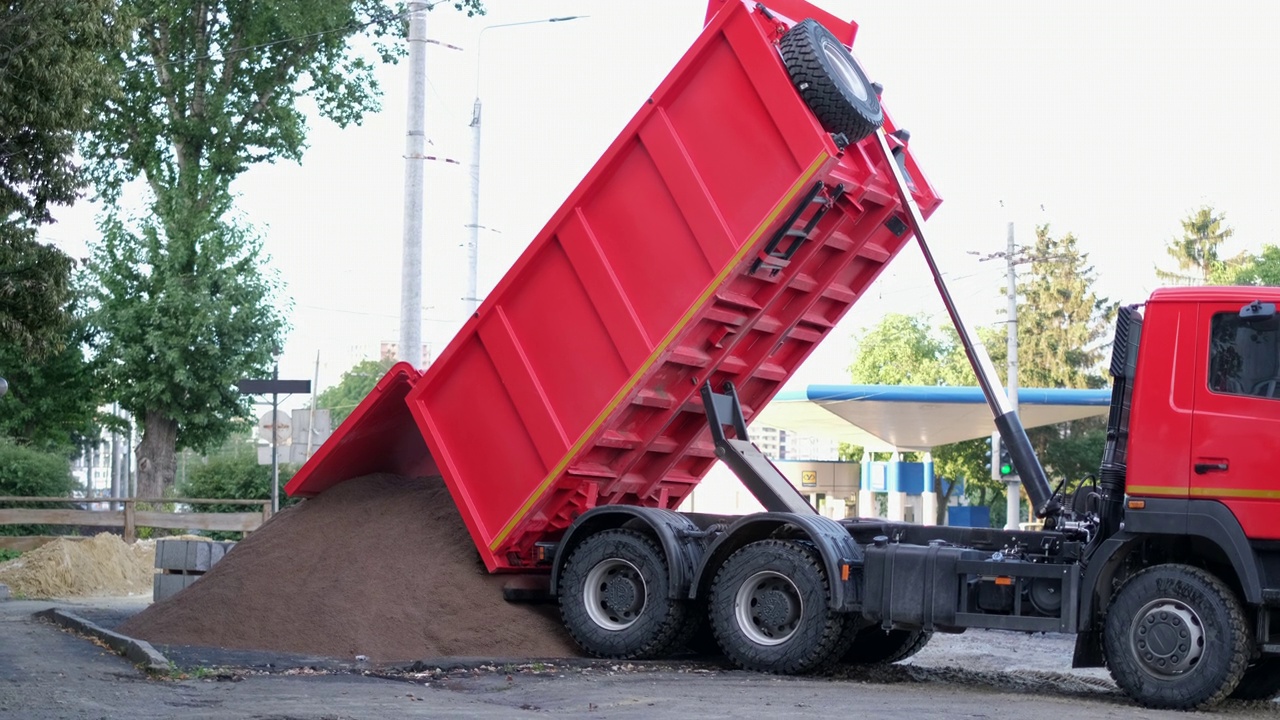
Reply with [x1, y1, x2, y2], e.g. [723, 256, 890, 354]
[2, 597, 1279, 720]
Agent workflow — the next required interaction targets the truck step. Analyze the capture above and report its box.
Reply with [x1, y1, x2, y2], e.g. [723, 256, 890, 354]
[1263, 589, 1280, 607]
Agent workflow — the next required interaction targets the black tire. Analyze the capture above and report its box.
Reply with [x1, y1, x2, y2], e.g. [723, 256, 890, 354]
[557, 529, 691, 659]
[1229, 658, 1280, 701]
[842, 625, 932, 665]
[779, 19, 883, 143]
[709, 539, 849, 674]
[1103, 564, 1250, 710]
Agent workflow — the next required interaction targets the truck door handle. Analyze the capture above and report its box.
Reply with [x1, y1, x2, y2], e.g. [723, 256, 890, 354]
[1194, 462, 1229, 474]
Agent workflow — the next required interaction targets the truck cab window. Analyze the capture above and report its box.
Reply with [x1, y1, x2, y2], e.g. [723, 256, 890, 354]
[1209, 312, 1280, 398]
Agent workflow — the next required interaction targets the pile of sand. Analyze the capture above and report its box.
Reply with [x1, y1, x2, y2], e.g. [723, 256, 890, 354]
[119, 474, 580, 663]
[0, 533, 155, 598]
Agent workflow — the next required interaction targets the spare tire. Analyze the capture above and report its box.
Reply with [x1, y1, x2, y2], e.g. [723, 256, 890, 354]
[779, 19, 883, 143]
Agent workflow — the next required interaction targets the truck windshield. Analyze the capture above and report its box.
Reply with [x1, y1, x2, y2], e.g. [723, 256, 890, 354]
[1209, 312, 1280, 399]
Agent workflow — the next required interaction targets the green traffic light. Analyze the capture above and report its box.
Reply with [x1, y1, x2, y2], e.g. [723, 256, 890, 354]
[1000, 463, 1013, 475]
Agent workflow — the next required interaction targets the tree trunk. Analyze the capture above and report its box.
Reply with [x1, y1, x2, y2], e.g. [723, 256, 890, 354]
[935, 478, 957, 525]
[136, 411, 179, 499]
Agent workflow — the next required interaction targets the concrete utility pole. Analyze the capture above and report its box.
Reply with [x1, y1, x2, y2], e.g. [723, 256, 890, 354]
[1003, 221, 1021, 530]
[398, 1, 428, 367]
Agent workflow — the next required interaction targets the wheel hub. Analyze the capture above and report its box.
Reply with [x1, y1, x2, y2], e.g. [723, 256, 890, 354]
[735, 570, 803, 646]
[1130, 599, 1205, 677]
[583, 558, 647, 631]
[822, 40, 868, 103]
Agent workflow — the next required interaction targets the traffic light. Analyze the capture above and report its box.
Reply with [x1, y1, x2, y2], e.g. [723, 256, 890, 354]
[999, 441, 1015, 478]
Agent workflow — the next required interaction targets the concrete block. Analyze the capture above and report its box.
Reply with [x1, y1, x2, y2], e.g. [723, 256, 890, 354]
[0, 583, 9, 601]
[192, 540, 213, 571]
[156, 539, 237, 572]
[155, 539, 188, 570]
[153, 572, 201, 603]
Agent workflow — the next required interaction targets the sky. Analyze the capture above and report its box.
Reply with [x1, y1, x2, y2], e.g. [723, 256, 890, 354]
[40, 0, 1280, 417]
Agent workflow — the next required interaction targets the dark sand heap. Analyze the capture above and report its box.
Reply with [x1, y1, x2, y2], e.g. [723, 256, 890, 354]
[119, 474, 580, 663]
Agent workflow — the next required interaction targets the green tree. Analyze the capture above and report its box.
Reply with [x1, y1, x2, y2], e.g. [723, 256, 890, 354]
[848, 313, 974, 386]
[0, 237, 78, 361]
[985, 225, 1114, 494]
[1212, 244, 1280, 286]
[86, 214, 284, 498]
[81, 1, 480, 498]
[0, 318, 102, 454]
[0, 1, 123, 242]
[1014, 225, 1116, 390]
[1156, 206, 1235, 286]
[848, 314, 991, 522]
[315, 356, 397, 427]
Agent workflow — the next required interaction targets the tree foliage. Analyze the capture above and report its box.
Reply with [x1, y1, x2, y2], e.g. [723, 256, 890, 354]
[0, 0, 123, 239]
[0, 237, 77, 361]
[847, 314, 973, 387]
[1156, 206, 1235, 286]
[178, 446, 298, 538]
[0, 441, 81, 536]
[1007, 225, 1116, 390]
[315, 356, 397, 427]
[1212, 244, 1280, 287]
[0, 317, 102, 455]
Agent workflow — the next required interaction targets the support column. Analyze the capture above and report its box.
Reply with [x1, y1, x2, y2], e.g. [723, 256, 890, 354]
[921, 451, 938, 526]
[887, 490, 906, 522]
[858, 451, 875, 518]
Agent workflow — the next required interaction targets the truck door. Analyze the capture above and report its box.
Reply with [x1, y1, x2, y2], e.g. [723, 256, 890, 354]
[1190, 302, 1280, 539]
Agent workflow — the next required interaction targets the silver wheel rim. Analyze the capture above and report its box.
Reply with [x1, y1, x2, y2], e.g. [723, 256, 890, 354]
[734, 570, 803, 646]
[1129, 598, 1205, 678]
[583, 558, 646, 631]
[822, 40, 868, 103]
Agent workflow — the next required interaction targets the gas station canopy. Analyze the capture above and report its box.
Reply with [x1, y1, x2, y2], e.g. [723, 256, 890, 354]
[756, 385, 1110, 452]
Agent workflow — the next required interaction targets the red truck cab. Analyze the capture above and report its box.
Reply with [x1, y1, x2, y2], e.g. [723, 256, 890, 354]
[1125, 287, 1280, 540]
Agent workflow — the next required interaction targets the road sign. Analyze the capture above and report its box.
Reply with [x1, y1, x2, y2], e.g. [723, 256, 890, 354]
[257, 411, 292, 445]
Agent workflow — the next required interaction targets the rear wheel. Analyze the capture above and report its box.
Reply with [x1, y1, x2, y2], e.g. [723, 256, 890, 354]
[558, 529, 691, 659]
[779, 18, 883, 143]
[709, 539, 848, 674]
[842, 625, 932, 665]
[1103, 564, 1250, 710]
[1229, 658, 1280, 701]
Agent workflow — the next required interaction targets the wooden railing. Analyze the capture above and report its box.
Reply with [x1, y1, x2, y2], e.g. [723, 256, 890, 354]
[0, 497, 273, 547]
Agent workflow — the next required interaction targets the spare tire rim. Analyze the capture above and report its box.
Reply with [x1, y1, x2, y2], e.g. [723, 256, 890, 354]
[1129, 598, 1205, 678]
[822, 39, 868, 103]
[735, 570, 803, 646]
[583, 558, 646, 631]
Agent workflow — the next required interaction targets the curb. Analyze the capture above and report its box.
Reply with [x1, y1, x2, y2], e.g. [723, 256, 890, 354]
[35, 608, 170, 673]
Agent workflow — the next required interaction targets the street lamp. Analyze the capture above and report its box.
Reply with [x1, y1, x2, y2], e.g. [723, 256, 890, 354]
[466, 15, 586, 317]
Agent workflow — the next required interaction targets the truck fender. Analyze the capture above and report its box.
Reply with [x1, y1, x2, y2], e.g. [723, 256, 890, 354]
[1122, 498, 1263, 605]
[690, 513, 863, 611]
[550, 507, 706, 600]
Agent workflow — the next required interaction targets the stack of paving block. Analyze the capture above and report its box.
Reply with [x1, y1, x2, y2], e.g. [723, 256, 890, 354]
[153, 539, 237, 602]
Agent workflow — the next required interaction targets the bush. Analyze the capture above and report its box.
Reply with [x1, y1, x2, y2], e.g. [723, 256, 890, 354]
[0, 441, 82, 535]
[178, 451, 299, 538]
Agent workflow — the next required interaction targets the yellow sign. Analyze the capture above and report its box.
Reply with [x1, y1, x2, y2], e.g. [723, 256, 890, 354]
[801, 470, 817, 488]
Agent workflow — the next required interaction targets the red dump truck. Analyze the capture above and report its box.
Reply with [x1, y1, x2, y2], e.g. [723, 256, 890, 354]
[288, 0, 1280, 709]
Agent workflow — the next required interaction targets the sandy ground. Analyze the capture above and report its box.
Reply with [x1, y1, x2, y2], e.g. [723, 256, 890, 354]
[3, 596, 1279, 720]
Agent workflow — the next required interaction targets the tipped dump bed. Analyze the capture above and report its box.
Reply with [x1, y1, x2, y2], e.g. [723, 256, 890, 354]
[288, 0, 940, 572]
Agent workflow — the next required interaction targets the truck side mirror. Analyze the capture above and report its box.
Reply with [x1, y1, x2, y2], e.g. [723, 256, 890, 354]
[1239, 300, 1276, 323]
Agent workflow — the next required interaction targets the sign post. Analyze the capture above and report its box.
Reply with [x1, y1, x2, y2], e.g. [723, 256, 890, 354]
[237, 373, 311, 512]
